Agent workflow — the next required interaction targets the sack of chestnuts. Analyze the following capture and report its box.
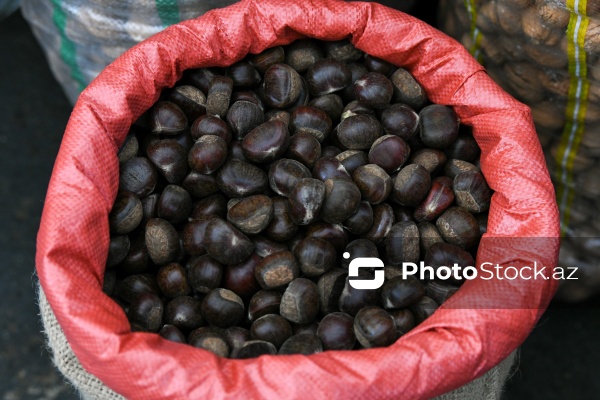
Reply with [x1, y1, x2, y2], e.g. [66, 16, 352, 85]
[36, 0, 559, 399]
[438, 0, 600, 302]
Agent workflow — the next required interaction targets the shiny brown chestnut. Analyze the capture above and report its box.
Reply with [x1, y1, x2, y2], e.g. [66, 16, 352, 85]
[231, 340, 277, 359]
[343, 201, 374, 236]
[414, 176, 455, 222]
[150, 101, 187, 135]
[339, 62, 369, 102]
[264, 197, 298, 242]
[285, 132, 322, 168]
[435, 207, 480, 250]
[392, 164, 431, 207]
[188, 327, 230, 357]
[312, 156, 351, 181]
[409, 148, 447, 174]
[182, 171, 219, 199]
[127, 293, 164, 333]
[445, 131, 480, 162]
[385, 221, 420, 266]
[146, 139, 188, 184]
[294, 237, 336, 277]
[444, 159, 479, 180]
[380, 103, 419, 141]
[159, 324, 186, 343]
[254, 251, 299, 290]
[116, 274, 159, 303]
[263, 63, 303, 109]
[268, 159, 311, 197]
[201, 288, 245, 328]
[419, 104, 460, 149]
[206, 75, 233, 117]
[317, 269, 347, 315]
[341, 99, 376, 121]
[191, 194, 227, 219]
[107, 235, 130, 268]
[226, 101, 265, 140]
[187, 254, 223, 294]
[157, 184, 192, 225]
[157, 262, 191, 298]
[341, 239, 379, 269]
[363, 203, 395, 246]
[119, 157, 157, 198]
[306, 58, 352, 97]
[320, 178, 362, 224]
[390, 68, 428, 110]
[109, 191, 143, 235]
[265, 109, 290, 126]
[250, 46, 285, 74]
[226, 195, 274, 235]
[417, 221, 445, 254]
[317, 312, 356, 351]
[168, 85, 206, 122]
[164, 295, 204, 331]
[118, 133, 139, 164]
[188, 135, 228, 175]
[289, 105, 332, 142]
[185, 67, 217, 93]
[145, 218, 180, 266]
[354, 72, 393, 109]
[309, 94, 344, 123]
[278, 333, 323, 355]
[363, 54, 396, 76]
[280, 278, 320, 324]
[337, 114, 382, 150]
[305, 222, 349, 253]
[242, 120, 290, 164]
[182, 215, 217, 256]
[248, 290, 283, 322]
[231, 90, 264, 109]
[392, 204, 414, 223]
[250, 314, 293, 349]
[352, 164, 392, 204]
[336, 150, 368, 175]
[285, 39, 324, 73]
[204, 218, 254, 265]
[225, 61, 261, 88]
[453, 170, 493, 213]
[223, 253, 262, 298]
[118, 232, 151, 275]
[424, 242, 475, 283]
[368, 135, 411, 174]
[322, 40, 363, 62]
[224, 326, 251, 353]
[389, 309, 415, 338]
[381, 275, 425, 309]
[252, 236, 288, 258]
[353, 306, 397, 348]
[216, 159, 268, 198]
[286, 178, 325, 226]
[190, 115, 232, 143]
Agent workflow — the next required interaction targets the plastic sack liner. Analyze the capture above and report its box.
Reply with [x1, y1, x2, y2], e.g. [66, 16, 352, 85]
[35, 0, 560, 398]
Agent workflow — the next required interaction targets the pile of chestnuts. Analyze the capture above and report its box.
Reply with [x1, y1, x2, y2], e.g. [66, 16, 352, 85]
[103, 38, 492, 358]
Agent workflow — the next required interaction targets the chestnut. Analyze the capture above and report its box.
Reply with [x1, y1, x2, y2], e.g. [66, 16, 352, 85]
[341, 239, 379, 270]
[453, 170, 493, 213]
[252, 235, 288, 258]
[216, 159, 268, 198]
[417, 221, 445, 254]
[248, 290, 283, 322]
[204, 218, 254, 265]
[164, 295, 204, 331]
[263, 63, 303, 109]
[157, 184, 192, 225]
[119, 157, 157, 197]
[145, 218, 180, 265]
[242, 120, 290, 164]
[190, 115, 232, 143]
[368, 135, 411, 174]
[445, 131, 480, 162]
[419, 104, 460, 148]
[381, 275, 425, 309]
[287, 178, 326, 225]
[306, 58, 352, 97]
[187, 254, 223, 294]
[254, 251, 299, 290]
[306, 222, 348, 253]
[159, 324, 186, 343]
[363, 54, 396, 76]
[116, 274, 159, 303]
[147, 139, 188, 184]
[362, 203, 395, 246]
[157, 262, 191, 298]
[343, 201, 374, 236]
[380, 103, 419, 141]
[224, 326, 251, 353]
[352, 164, 392, 204]
[389, 309, 415, 338]
[280, 278, 320, 324]
[182, 171, 219, 199]
[118, 232, 151, 275]
[336, 150, 368, 175]
[109, 191, 143, 235]
[409, 148, 447, 174]
[206, 75, 233, 117]
[337, 114, 382, 150]
[250, 314, 293, 349]
[285, 132, 322, 168]
[339, 271, 381, 316]
[265, 109, 291, 126]
[118, 133, 139, 164]
[320, 178, 362, 224]
[185, 67, 217, 93]
[226, 60, 261, 88]
[231, 340, 277, 359]
[278, 333, 323, 355]
[223, 253, 262, 298]
[435, 206, 480, 249]
[409, 296, 439, 324]
[309, 94, 344, 123]
[294, 237, 336, 277]
[392, 164, 431, 207]
[444, 159, 479, 180]
[127, 293, 164, 333]
[182, 215, 216, 256]
[392, 204, 414, 223]
[232, 90, 264, 109]
[264, 197, 299, 242]
[226, 101, 265, 140]
[250, 46, 285, 74]
[317, 312, 356, 351]
[354, 72, 393, 109]
[188, 327, 230, 357]
[424, 242, 475, 283]
[168, 85, 206, 122]
[317, 268, 348, 315]
[390, 68, 428, 110]
[190, 194, 227, 219]
[268, 159, 312, 197]
[293, 322, 319, 336]
[323, 40, 363, 62]
[107, 235, 130, 268]
[226, 195, 274, 235]
[285, 39, 324, 73]
[341, 100, 376, 121]
[201, 288, 245, 328]
[385, 221, 420, 266]
[312, 156, 351, 181]
[150, 101, 187, 135]
[353, 306, 396, 348]
[289, 105, 332, 142]
[188, 135, 228, 174]
[414, 176, 455, 222]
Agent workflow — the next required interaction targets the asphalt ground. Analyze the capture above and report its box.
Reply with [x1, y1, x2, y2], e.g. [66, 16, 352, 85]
[0, 8, 598, 400]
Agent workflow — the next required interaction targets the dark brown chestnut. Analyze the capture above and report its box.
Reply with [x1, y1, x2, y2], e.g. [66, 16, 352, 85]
[157, 184, 192, 225]
[268, 159, 312, 197]
[150, 101, 187, 135]
[289, 106, 332, 142]
[187, 254, 223, 294]
[226, 101, 265, 140]
[424, 242, 475, 283]
[368, 135, 411, 174]
[107, 235, 130, 268]
[306, 222, 348, 253]
[362, 203, 395, 246]
[317, 312, 356, 350]
[343, 201, 374, 236]
[392, 164, 431, 207]
[280, 278, 320, 324]
[353, 306, 396, 348]
[380, 104, 419, 141]
[278, 333, 323, 355]
[188, 135, 228, 174]
[410, 148, 447, 174]
[264, 197, 299, 242]
[232, 90, 264, 109]
[226, 195, 274, 235]
[444, 159, 479, 180]
[168, 85, 206, 122]
[265, 109, 291, 126]
[216, 159, 268, 198]
[354, 72, 393, 109]
[263, 63, 303, 109]
[293, 237, 336, 277]
[118, 232, 151, 275]
[185, 67, 217, 93]
[116, 274, 159, 303]
[182, 215, 217, 256]
[309, 94, 344, 123]
[285, 39, 324, 73]
[188, 327, 230, 357]
[385, 221, 420, 266]
[417, 221, 445, 254]
[224, 326, 251, 353]
[323, 40, 363, 62]
[254, 251, 299, 290]
[292, 322, 319, 336]
[252, 236, 288, 258]
[109, 191, 143, 235]
[453, 170, 492, 213]
[419, 104, 460, 149]
[337, 114, 382, 150]
[317, 269, 347, 315]
[341, 239, 379, 270]
[226, 61, 261, 88]
[390, 68, 428, 110]
[164, 295, 204, 331]
[285, 132, 322, 168]
[445, 131, 480, 162]
[336, 150, 368, 175]
[250, 46, 285, 74]
[352, 164, 392, 204]
[201, 288, 245, 328]
[146, 139, 188, 184]
[128, 293, 164, 333]
[119, 157, 157, 197]
[231, 340, 277, 359]
[414, 176, 455, 222]
[341, 99, 376, 121]
[204, 218, 254, 265]
[389, 309, 415, 338]
[306, 58, 352, 97]
[312, 156, 351, 181]
[206, 75, 233, 117]
[381, 275, 425, 309]
[118, 133, 139, 164]
[248, 290, 283, 322]
[320, 179, 362, 224]
[287, 178, 326, 225]
[250, 314, 293, 349]
[182, 171, 219, 199]
[392, 204, 414, 223]
[191, 194, 227, 219]
[224, 253, 262, 298]
[242, 120, 290, 164]
[435, 207, 480, 249]
[339, 271, 381, 316]
[190, 115, 232, 144]
[145, 218, 180, 265]
[157, 262, 191, 298]
[409, 296, 439, 324]
[363, 54, 396, 76]
[159, 324, 186, 343]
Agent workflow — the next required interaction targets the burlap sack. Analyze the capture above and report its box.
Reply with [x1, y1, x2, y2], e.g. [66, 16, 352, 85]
[37, 286, 518, 400]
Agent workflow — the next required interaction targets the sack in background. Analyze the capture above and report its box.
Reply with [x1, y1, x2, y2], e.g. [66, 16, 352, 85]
[438, 0, 600, 302]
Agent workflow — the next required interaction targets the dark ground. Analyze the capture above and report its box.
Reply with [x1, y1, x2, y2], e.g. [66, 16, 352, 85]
[0, 8, 598, 400]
